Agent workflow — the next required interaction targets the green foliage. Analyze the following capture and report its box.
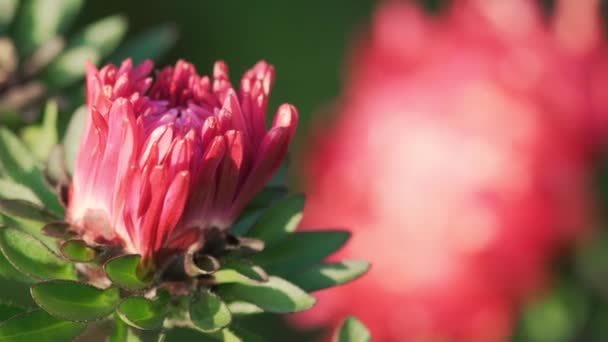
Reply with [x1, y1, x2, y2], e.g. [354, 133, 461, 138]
[247, 194, 305, 244]
[31, 280, 120, 321]
[13, 0, 83, 57]
[104, 254, 153, 291]
[214, 261, 268, 285]
[117, 296, 168, 330]
[21, 101, 59, 161]
[0, 128, 63, 216]
[218, 276, 316, 314]
[190, 290, 232, 332]
[0, 227, 76, 280]
[285, 260, 369, 292]
[250, 230, 351, 274]
[0, 301, 25, 321]
[42, 15, 128, 88]
[60, 239, 96, 262]
[337, 316, 372, 342]
[0, 309, 86, 341]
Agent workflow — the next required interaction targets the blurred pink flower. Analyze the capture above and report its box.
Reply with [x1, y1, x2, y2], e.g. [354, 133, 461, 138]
[67, 59, 297, 264]
[294, 0, 607, 341]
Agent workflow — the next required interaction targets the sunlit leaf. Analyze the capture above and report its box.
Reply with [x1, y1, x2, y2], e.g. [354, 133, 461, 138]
[189, 290, 231, 332]
[13, 0, 83, 56]
[0, 309, 85, 341]
[0, 227, 76, 280]
[218, 276, 315, 314]
[42, 15, 128, 88]
[31, 280, 120, 322]
[285, 260, 369, 292]
[247, 194, 305, 245]
[104, 254, 153, 291]
[337, 316, 371, 342]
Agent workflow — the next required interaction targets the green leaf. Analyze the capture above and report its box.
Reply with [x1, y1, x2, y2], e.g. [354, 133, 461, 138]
[337, 316, 371, 342]
[217, 276, 315, 314]
[285, 260, 370, 292]
[268, 161, 289, 187]
[104, 254, 153, 291]
[0, 179, 42, 205]
[0, 0, 18, 34]
[42, 15, 128, 88]
[0, 127, 63, 216]
[250, 230, 350, 274]
[60, 239, 96, 262]
[110, 314, 142, 342]
[214, 261, 268, 285]
[164, 327, 242, 342]
[110, 24, 177, 65]
[0, 302, 25, 321]
[230, 210, 262, 236]
[0, 251, 32, 283]
[225, 301, 263, 316]
[247, 194, 305, 245]
[31, 280, 120, 322]
[21, 101, 59, 161]
[117, 296, 167, 330]
[0, 199, 59, 222]
[44, 145, 69, 187]
[0, 309, 85, 341]
[62, 106, 86, 175]
[189, 290, 231, 333]
[0, 227, 76, 280]
[246, 186, 288, 210]
[13, 0, 83, 56]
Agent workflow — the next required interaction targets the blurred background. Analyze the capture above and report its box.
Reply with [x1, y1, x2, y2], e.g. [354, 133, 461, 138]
[5, 0, 608, 341]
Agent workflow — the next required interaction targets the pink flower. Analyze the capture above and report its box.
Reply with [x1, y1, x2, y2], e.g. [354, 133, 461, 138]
[293, 0, 606, 341]
[67, 59, 298, 264]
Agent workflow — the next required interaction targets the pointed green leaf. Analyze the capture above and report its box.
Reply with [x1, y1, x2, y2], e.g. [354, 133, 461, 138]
[0, 0, 18, 34]
[104, 254, 153, 290]
[285, 260, 370, 292]
[0, 127, 63, 216]
[0, 179, 42, 204]
[189, 291, 231, 333]
[0, 227, 76, 280]
[31, 280, 120, 321]
[247, 194, 305, 245]
[63, 106, 87, 174]
[13, 0, 83, 56]
[0, 302, 25, 321]
[21, 101, 58, 161]
[110, 24, 177, 64]
[214, 261, 268, 285]
[250, 230, 350, 274]
[0, 199, 59, 222]
[225, 301, 263, 316]
[60, 239, 96, 262]
[42, 15, 128, 88]
[217, 276, 315, 314]
[0, 309, 85, 341]
[338, 316, 371, 342]
[117, 296, 167, 330]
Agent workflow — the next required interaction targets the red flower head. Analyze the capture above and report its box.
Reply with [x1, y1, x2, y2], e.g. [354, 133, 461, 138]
[67, 59, 298, 264]
[294, 0, 607, 341]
